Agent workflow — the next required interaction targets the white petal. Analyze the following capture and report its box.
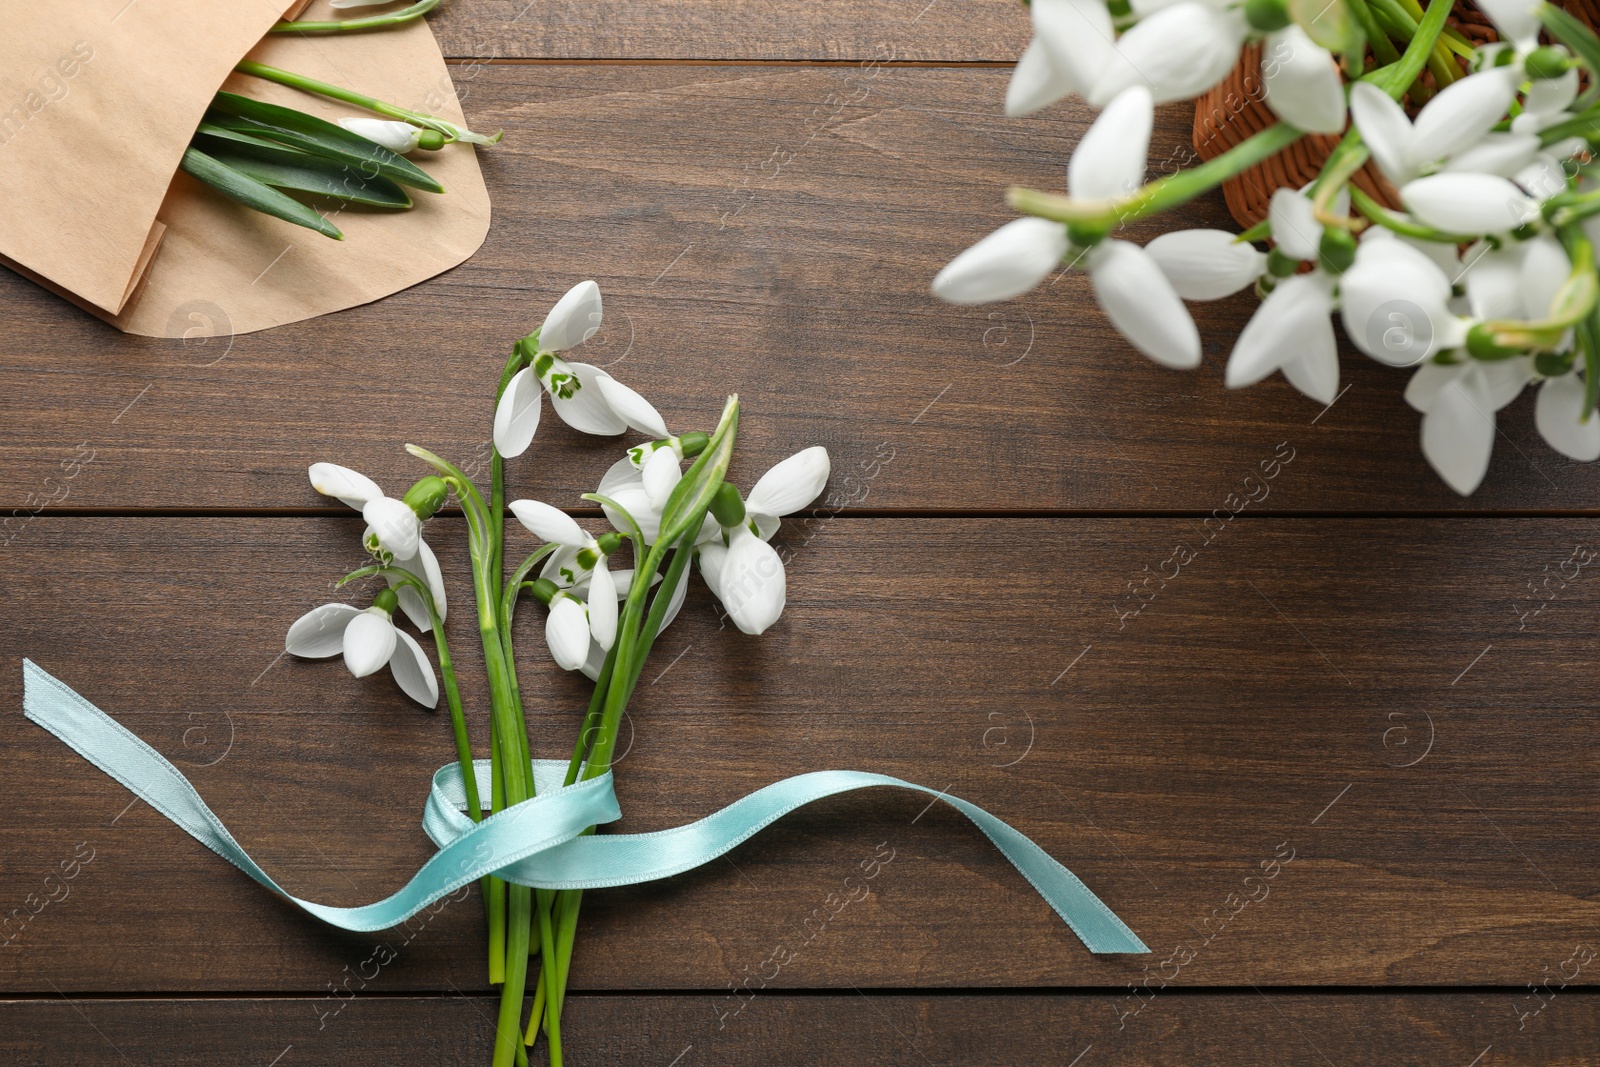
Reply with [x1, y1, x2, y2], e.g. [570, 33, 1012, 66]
[1144, 229, 1265, 300]
[389, 536, 446, 629]
[1349, 81, 1416, 185]
[598, 454, 645, 497]
[547, 361, 629, 436]
[1405, 359, 1464, 414]
[698, 541, 728, 600]
[1091, 5, 1246, 106]
[343, 611, 397, 678]
[1422, 371, 1497, 495]
[1526, 66, 1580, 117]
[718, 528, 787, 635]
[1227, 272, 1335, 387]
[579, 639, 609, 682]
[1537, 375, 1600, 461]
[1519, 235, 1572, 321]
[1006, 36, 1078, 117]
[1481, 357, 1534, 410]
[1279, 326, 1341, 404]
[337, 118, 422, 154]
[286, 603, 360, 658]
[604, 487, 662, 543]
[1268, 188, 1322, 261]
[596, 375, 670, 438]
[750, 511, 782, 541]
[1401, 174, 1537, 235]
[1514, 153, 1569, 201]
[1030, 0, 1115, 96]
[931, 218, 1068, 305]
[546, 597, 592, 671]
[641, 446, 683, 511]
[309, 462, 381, 511]
[1461, 243, 1525, 321]
[362, 497, 420, 560]
[510, 499, 590, 546]
[388, 630, 439, 709]
[1442, 132, 1541, 178]
[1474, 0, 1542, 50]
[541, 544, 588, 588]
[1340, 238, 1455, 366]
[659, 561, 691, 631]
[538, 280, 603, 353]
[493, 367, 542, 459]
[1069, 86, 1153, 201]
[587, 561, 618, 650]
[1088, 240, 1201, 369]
[1262, 27, 1346, 135]
[1412, 68, 1519, 170]
[745, 445, 831, 517]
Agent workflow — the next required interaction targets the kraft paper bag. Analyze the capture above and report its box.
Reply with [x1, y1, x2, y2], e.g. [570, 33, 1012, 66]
[0, 2, 491, 337]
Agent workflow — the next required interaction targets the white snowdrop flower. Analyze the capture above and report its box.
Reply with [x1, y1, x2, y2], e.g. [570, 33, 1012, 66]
[932, 218, 1068, 305]
[1005, 0, 1116, 116]
[338, 118, 423, 154]
[1261, 25, 1346, 134]
[1350, 69, 1519, 185]
[1090, 3, 1248, 106]
[1405, 357, 1535, 495]
[1400, 173, 1538, 235]
[1340, 233, 1465, 367]
[1145, 229, 1267, 300]
[307, 462, 420, 561]
[285, 599, 438, 709]
[1536, 373, 1600, 461]
[1086, 240, 1201, 369]
[510, 499, 619, 651]
[1225, 271, 1339, 403]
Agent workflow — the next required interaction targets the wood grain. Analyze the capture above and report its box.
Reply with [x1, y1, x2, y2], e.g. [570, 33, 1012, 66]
[4, 68, 1594, 515]
[429, 0, 1031, 62]
[4, 517, 1599, 994]
[2, 992, 1595, 1065]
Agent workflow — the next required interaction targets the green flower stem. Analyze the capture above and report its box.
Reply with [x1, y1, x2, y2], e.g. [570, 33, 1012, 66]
[491, 344, 532, 594]
[1373, 0, 1459, 90]
[233, 59, 501, 145]
[1344, 0, 1403, 68]
[271, 0, 442, 33]
[1474, 225, 1599, 352]
[1367, 0, 1454, 99]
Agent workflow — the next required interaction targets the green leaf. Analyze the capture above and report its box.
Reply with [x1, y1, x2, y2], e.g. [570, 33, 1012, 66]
[179, 147, 343, 239]
[657, 397, 739, 546]
[207, 91, 444, 193]
[194, 134, 413, 208]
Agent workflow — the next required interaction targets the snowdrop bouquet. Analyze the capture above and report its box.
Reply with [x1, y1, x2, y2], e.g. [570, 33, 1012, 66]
[284, 280, 829, 1066]
[937, 0, 1600, 494]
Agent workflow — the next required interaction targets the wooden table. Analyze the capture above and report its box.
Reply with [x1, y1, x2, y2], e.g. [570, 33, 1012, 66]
[5, 3, 1600, 1063]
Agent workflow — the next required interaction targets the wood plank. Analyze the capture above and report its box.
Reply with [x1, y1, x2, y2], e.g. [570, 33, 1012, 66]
[5, 68, 1594, 514]
[1, 992, 1594, 1065]
[430, 0, 1031, 61]
[4, 517, 1600, 993]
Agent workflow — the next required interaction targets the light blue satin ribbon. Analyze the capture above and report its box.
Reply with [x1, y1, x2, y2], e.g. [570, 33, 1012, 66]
[21, 659, 1146, 954]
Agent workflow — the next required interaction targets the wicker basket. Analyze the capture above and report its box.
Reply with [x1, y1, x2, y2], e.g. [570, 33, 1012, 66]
[1192, 3, 1600, 228]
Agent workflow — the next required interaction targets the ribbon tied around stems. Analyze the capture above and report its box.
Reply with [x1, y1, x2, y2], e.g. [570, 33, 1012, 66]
[21, 659, 1147, 954]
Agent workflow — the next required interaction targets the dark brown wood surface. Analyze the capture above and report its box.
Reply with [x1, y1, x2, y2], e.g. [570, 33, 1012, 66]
[6, 66, 1597, 513]
[5, 4, 1600, 1064]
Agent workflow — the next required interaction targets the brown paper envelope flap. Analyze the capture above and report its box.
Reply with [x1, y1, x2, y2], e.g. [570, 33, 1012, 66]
[111, 15, 491, 337]
[0, 2, 300, 314]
